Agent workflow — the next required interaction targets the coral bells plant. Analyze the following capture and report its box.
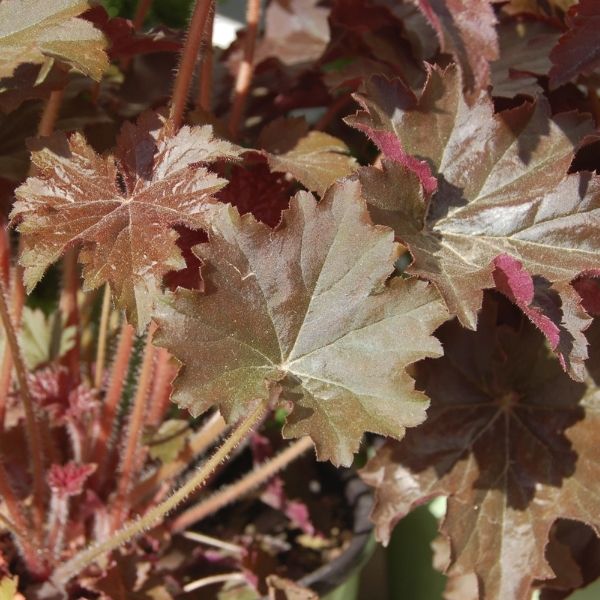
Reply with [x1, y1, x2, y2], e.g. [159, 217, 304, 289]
[0, 0, 599, 598]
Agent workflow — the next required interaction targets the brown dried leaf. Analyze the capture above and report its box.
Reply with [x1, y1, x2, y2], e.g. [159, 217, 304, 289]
[154, 179, 448, 466]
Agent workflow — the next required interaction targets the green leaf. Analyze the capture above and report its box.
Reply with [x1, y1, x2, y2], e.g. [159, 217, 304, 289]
[19, 307, 76, 369]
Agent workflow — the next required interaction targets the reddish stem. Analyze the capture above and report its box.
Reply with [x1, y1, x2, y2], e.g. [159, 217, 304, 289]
[0, 462, 42, 574]
[91, 320, 135, 487]
[146, 347, 174, 428]
[0, 280, 45, 534]
[171, 437, 313, 532]
[228, 0, 261, 140]
[195, 3, 215, 112]
[133, 0, 153, 30]
[37, 89, 64, 138]
[111, 323, 157, 529]
[315, 93, 353, 131]
[59, 249, 80, 382]
[130, 412, 226, 506]
[169, 0, 214, 131]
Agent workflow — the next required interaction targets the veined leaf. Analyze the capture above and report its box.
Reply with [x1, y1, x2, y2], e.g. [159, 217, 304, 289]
[350, 64, 600, 379]
[155, 179, 448, 466]
[361, 297, 600, 599]
[11, 111, 244, 330]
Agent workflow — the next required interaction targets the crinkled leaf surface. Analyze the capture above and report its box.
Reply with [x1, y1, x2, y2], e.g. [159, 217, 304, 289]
[154, 179, 448, 466]
[549, 0, 600, 88]
[351, 65, 600, 378]
[258, 117, 358, 196]
[0, 0, 108, 81]
[414, 0, 498, 100]
[361, 297, 600, 599]
[11, 112, 243, 329]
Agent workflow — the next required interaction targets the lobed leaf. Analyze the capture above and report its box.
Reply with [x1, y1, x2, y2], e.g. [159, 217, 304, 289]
[361, 297, 600, 599]
[258, 117, 358, 195]
[549, 0, 600, 88]
[351, 64, 600, 379]
[11, 112, 244, 330]
[154, 179, 448, 466]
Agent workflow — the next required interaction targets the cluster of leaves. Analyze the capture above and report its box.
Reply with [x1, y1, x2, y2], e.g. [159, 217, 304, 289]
[0, 0, 600, 598]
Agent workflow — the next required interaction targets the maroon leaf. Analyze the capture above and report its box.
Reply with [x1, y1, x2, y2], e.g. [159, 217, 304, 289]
[549, 0, 600, 88]
[491, 17, 561, 98]
[414, 0, 499, 100]
[361, 296, 600, 599]
[83, 6, 181, 61]
[573, 276, 600, 316]
[47, 462, 96, 497]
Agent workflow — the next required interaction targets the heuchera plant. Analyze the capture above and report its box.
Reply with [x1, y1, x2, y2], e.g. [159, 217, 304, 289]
[0, 0, 599, 597]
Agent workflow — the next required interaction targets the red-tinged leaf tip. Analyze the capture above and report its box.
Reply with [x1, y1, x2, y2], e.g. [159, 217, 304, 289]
[493, 254, 559, 348]
[47, 462, 96, 497]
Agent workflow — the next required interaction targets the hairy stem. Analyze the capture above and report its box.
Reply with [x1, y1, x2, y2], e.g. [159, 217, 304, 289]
[146, 347, 173, 428]
[52, 401, 267, 587]
[228, 0, 261, 140]
[59, 249, 80, 381]
[171, 436, 313, 532]
[130, 411, 227, 506]
[195, 2, 215, 112]
[0, 462, 40, 571]
[0, 281, 45, 533]
[91, 320, 135, 487]
[111, 323, 156, 529]
[169, 0, 214, 131]
[94, 284, 112, 389]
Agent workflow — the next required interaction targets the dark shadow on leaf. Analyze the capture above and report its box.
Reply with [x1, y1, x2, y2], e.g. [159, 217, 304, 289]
[392, 295, 587, 511]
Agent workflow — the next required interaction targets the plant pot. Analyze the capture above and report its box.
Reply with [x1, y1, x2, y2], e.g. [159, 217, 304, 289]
[294, 472, 375, 600]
